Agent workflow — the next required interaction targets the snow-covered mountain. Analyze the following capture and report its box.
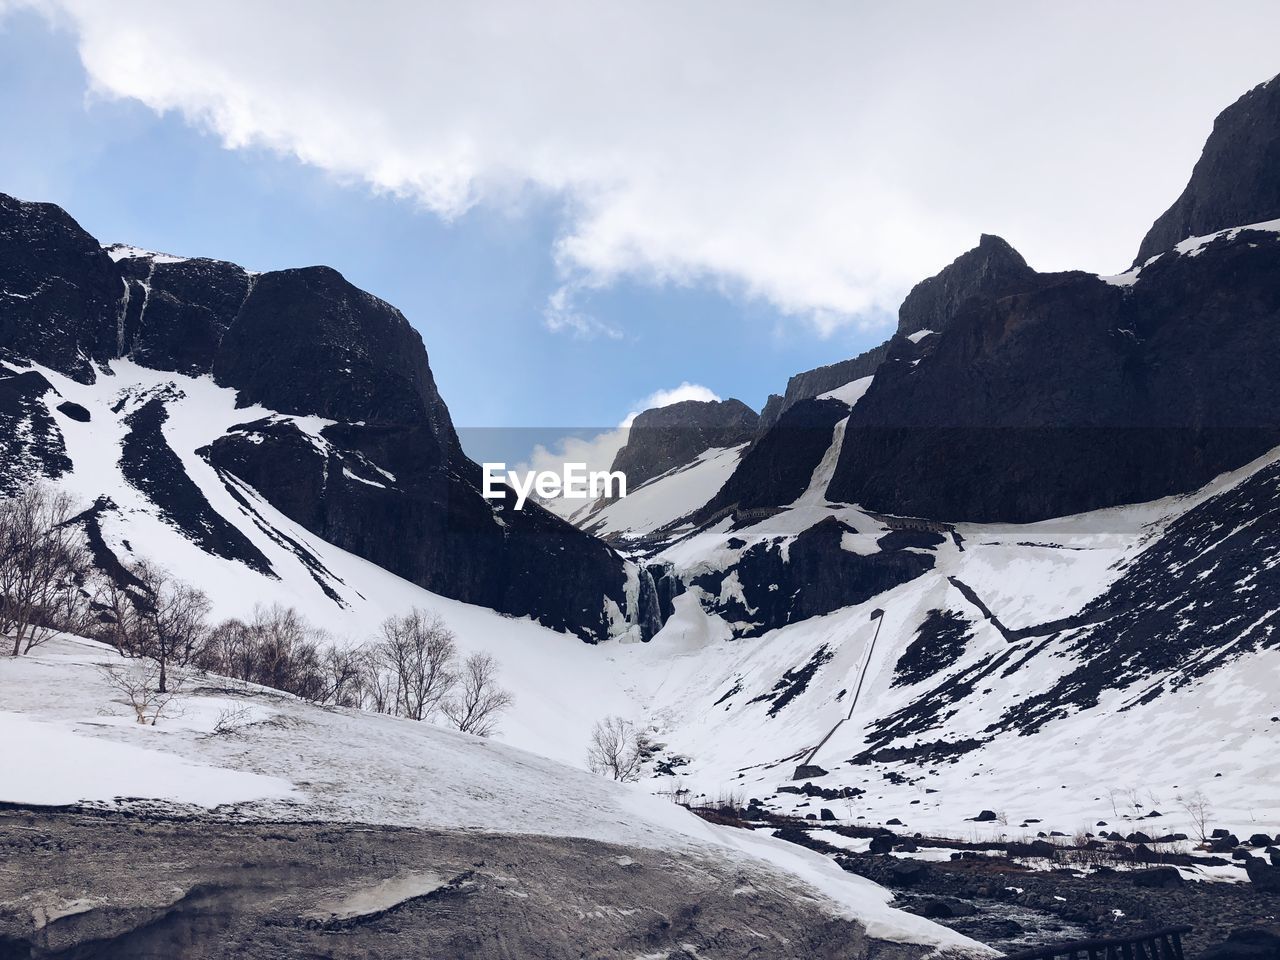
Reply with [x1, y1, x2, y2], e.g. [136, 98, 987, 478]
[0, 195, 662, 644]
[1, 72, 1279, 932]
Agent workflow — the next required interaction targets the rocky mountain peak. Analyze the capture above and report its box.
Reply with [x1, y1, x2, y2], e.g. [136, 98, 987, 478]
[896, 233, 1037, 337]
[1135, 73, 1280, 265]
[610, 398, 758, 489]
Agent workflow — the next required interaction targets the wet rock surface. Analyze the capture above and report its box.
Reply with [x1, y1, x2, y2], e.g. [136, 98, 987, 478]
[772, 824, 1280, 958]
[0, 808, 950, 960]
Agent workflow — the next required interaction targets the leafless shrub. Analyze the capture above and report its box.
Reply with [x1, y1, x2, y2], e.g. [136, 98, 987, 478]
[587, 715, 647, 782]
[442, 652, 512, 737]
[211, 703, 255, 735]
[198, 604, 334, 702]
[0, 484, 92, 656]
[100, 660, 183, 726]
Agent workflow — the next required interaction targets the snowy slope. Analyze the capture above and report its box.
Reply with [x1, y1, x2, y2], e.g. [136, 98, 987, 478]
[617, 446, 1280, 843]
[579, 443, 746, 542]
[3, 357, 645, 768]
[0, 637, 986, 954]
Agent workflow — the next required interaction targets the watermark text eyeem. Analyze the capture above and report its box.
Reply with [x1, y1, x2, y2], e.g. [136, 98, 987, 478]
[482, 463, 627, 510]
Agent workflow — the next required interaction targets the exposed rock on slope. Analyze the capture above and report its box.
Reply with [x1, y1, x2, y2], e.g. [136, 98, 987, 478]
[1135, 74, 1280, 264]
[700, 397, 848, 517]
[610, 397, 757, 489]
[758, 342, 891, 435]
[756, 234, 1035, 434]
[0, 194, 120, 382]
[895, 233, 1038, 337]
[827, 226, 1280, 522]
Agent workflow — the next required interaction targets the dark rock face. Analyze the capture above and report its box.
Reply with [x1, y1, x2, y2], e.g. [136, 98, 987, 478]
[1200, 927, 1280, 960]
[891, 609, 974, 689]
[213, 267, 455, 437]
[0, 191, 642, 643]
[206, 419, 629, 640]
[757, 341, 890, 434]
[120, 396, 276, 576]
[692, 516, 935, 636]
[0, 193, 120, 382]
[896, 234, 1038, 337]
[114, 251, 253, 376]
[1136, 76, 1280, 265]
[827, 227, 1280, 522]
[751, 234, 1039, 465]
[0, 369, 71, 495]
[610, 398, 757, 490]
[701, 398, 847, 518]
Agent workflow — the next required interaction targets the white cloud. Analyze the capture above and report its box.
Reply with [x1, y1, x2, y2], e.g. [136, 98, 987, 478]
[632, 382, 721, 424]
[19, 1, 1280, 334]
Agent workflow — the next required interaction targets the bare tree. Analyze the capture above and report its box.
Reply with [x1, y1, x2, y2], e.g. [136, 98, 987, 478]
[587, 715, 647, 782]
[0, 484, 91, 656]
[1176, 790, 1214, 843]
[375, 610, 458, 721]
[321, 644, 367, 707]
[442, 652, 512, 737]
[87, 569, 151, 656]
[129, 560, 211, 693]
[357, 647, 398, 714]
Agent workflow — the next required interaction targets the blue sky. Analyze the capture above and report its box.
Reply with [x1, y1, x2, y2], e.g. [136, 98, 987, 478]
[0, 9, 882, 453]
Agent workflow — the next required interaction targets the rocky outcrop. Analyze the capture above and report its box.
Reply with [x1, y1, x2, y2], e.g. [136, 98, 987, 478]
[1135, 75, 1280, 265]
[0, 369, 71, 495]
[610, 398, 757, 489]
[692, 516, 937, 636]
[0, 191, 644, 642]
[755, 235, 1037, 436]
[757, 341, 890, 434]
[0, 194, 120, 382]
[699, 397, 847, 518]
[112, 249, 253, 376]
[827, 226, 1280, 522]
[896, 234, 1039, 337]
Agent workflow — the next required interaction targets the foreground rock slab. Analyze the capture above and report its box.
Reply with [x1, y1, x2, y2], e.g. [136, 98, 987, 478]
[0, 809, 969, 960]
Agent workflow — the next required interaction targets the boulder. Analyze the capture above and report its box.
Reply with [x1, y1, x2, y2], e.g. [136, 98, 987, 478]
[1198, 926, 1280, 960]
[1130, 867, 1184, 889]
[1246, 858, 1280, 894]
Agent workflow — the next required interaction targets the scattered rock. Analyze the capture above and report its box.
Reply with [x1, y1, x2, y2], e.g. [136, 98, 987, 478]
[1245, 858, 1280, 894]
[912, 897, 977, 919]
[1131, 867, 1184, 889]
[868, 835, 896, 855]
[1199, 926, 1280, 960]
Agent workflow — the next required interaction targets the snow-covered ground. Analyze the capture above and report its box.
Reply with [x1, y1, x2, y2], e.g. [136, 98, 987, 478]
[626, 446, 1280, 844]
[0, 637, 985, 952]
[578, 443, 746, 541]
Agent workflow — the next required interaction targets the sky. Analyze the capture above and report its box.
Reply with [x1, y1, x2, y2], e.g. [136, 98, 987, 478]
[2, 2, 1279, 463]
